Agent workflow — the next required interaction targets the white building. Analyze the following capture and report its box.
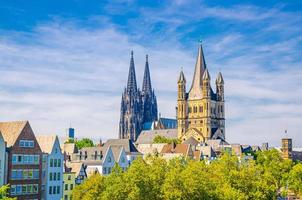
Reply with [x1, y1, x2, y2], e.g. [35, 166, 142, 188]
[0, 132, 6, 186]
[84, 146, 129, 176]
[36, 135, 64, 200]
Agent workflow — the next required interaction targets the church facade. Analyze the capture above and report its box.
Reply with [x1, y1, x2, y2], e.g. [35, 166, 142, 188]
[119, 52, 158, 142]
[177, 43, 225, 142]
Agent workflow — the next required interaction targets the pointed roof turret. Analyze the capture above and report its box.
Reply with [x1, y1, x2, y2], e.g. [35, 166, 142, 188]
[178, 70, 186, 83]
[215, 72, 224, 84]
[188, 43, 207, 99]
[202, 68, 210, 81]
[127, 51, 137, 94]
[142, 54, 152, 95]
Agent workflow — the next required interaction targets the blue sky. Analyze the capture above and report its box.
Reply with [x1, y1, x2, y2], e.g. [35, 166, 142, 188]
[0, 0, 301, 146]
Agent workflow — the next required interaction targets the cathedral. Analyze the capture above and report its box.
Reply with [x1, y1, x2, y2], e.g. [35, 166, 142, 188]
[119, 51, 158, 142]
[177, 43, 225, 142]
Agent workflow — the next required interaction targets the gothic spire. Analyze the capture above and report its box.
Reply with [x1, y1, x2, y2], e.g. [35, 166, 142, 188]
[178, 70, 186, 83]
[142, 54, 152, 95]
[215, 72, 224, 84]
[188, 43, 207, 99]
[127, 51, 137, 94]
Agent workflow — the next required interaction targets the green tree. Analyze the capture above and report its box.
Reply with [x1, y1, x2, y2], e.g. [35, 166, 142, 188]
[75, 138, 94, 149]
[153, 135, 180, 144]
[0, 185, 16, 200]
[288, 163, 302, 197]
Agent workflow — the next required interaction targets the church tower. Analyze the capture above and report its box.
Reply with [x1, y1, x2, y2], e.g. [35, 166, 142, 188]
[119, 52, 158, 142]
[177, 43, 225, 142]
[142, 55, 158, 123]
[119, 51, 143, 141]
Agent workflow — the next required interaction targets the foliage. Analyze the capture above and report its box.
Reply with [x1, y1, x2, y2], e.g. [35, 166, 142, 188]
[72, 149, 302, 200]
[153, 135, 180, 144]
[0, 185, 16, 200]
[75, 138, 94, 149]
[64, 138, 75, 144]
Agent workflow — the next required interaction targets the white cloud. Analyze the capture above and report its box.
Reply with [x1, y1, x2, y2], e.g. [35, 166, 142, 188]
[0, 2, 301, 147]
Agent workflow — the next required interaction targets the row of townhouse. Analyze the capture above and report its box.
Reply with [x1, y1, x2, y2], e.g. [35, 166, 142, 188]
[0, 120, 143, 200]
[0, 121, 65, 200]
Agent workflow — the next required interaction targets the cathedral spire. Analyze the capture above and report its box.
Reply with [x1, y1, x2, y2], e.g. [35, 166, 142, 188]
[188, 42, 207, 99]
[142, 54, 152, 95]
[127, 51, 137, 94]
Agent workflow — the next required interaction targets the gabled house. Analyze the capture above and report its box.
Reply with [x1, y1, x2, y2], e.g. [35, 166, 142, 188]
[65, 162, 86, 185]
[160, 143, 194, 160]
[0, 121, 42, 200]
[103, 139, 142, 164]
[62, 164, 76, 200]
[36, 135, 64, 200]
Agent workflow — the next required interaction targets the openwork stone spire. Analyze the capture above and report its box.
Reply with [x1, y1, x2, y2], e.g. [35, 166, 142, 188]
[127, 51, 137, 94]
[142, 55, 152, 95]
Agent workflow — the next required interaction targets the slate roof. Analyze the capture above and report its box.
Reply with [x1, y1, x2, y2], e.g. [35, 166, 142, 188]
[104, 139, 139, 153]
[136, 129, 177, 144]
[0, 121, 28, 147]
[36, 135, 58, 154]
[111, 146, 123, 162]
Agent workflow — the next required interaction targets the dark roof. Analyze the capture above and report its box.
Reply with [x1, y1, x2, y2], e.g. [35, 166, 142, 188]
[159, 118, 177, 129]
[104, 139, 138, 153]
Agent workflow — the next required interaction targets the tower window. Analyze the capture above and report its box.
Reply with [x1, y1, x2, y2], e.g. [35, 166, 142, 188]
[199, 106, 203, 112]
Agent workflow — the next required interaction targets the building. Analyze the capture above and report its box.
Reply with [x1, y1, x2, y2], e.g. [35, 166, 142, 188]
[0, 121, 42, 200]
[177, 43, 225, 142]
[142, 117, 177, 131]
[65, 162, 86, 185]
[0, 132, 6, 186]
[119, 52, 158, 142]
[62, 165, 76, 200]
[281, 137, 292, 159]
[103, 139, 142, 164]
[36, 135, 64, 200]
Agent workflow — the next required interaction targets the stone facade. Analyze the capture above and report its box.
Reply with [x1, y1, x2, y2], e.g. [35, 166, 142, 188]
[177, 44, 225, 142]
[119, 52, 158, 142]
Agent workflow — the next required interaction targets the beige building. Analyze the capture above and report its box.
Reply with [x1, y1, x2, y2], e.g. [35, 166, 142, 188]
[177, 43, 225, 142]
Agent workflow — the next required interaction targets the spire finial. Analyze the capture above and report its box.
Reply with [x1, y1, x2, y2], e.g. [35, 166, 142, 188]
[146, 54, 148, 62]
[199, 38, 202, 44]
[131, 50, 133, 58]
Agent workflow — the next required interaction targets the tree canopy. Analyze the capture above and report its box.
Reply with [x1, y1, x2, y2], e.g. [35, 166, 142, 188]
[153, 135, 180, 144]
[72, 149, 302, 200]
[0, 185, 16, 200]
[64, 138, 94, 149]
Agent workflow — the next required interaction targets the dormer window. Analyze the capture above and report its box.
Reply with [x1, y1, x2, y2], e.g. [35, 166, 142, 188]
[108, 157, 111, 163]
[19, 140, 34, 148]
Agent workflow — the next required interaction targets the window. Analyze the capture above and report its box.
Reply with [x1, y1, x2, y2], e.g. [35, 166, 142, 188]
[19, 140, 34, 148]
[65, 184, 68, 191]
[11, 169, 39, 180]
[54, 172, 57, 181]
[53, 186, 56, 194]
[57, 172, 60, 181]
[12, 154, 40, 165]
[70, 184, 73, 190]
[103, 167, 107, 174]
[68, 175, 71, 180]
[49, 186, 52, 194]
[54, 159, 57, 167]
[108, 157, 111, 162]
[50, 159, 53, 167]
[64, 195, 68, 200]
[49, 173, 52, 181]
[57, 186, 60, 194]
[10, 184, 38, 195]
[58, 159, 61, 167]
